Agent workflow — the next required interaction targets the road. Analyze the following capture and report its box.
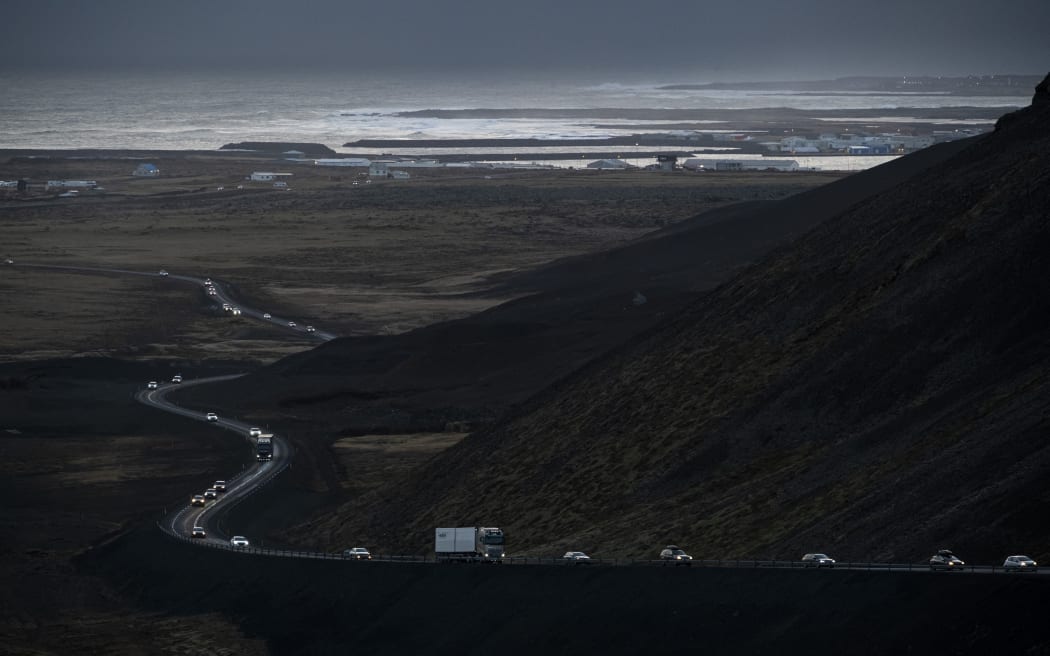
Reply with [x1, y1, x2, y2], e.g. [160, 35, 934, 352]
[137, 375, 293, 545]
[12, 262, 338, 341]
[10, 260, 1049, 573]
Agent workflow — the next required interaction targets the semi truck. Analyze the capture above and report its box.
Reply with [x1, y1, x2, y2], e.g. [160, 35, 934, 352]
[435, 527, 505, 562]
[256, 434, 274, 461]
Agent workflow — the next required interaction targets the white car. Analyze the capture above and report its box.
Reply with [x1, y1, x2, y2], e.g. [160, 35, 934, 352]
[230, 536, 250, 548]
[249, 427, 262, 437]
[263, 313, 272, 319]
[222, 303, 231, 311]
[206, 412, 218, 422]
[1003, 555, 1038, 571]
[203, 278, 212, 285]
[213, 480, 227, 492]
[147, 381, 158, 389]
[207, 288, 217, 296]
[230, 307, 242, 316]
[203, 488, 218, 500]
[288, 321, 297, 327]
[190, 494, 206, 507]
[305, 325, 316, 333]
[158, 270, 169, 277]
[172, 375, 182, 384]
[191, 526, 206, 538]
[342, 547, 372, 560]
[563, 551, 592, 563]
[4, 259, 13, 265]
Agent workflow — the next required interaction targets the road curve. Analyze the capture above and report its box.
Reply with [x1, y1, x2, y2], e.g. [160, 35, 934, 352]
[136, 375, 293, 544]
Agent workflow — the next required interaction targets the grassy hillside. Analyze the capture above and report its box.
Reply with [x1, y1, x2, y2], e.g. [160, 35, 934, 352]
[320, 75, 1050, 563]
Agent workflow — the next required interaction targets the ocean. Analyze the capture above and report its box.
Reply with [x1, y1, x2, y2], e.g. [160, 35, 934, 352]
[0, 70, 1027, 169]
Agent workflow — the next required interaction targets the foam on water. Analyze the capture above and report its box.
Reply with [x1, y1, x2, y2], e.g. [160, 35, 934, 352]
[0, 71, 1024, 151]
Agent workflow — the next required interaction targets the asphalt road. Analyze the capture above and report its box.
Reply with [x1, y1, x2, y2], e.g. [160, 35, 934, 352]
[12, 261, 338, 341]
[136, 376, 293, 546]
[9, 260, 1048, 574]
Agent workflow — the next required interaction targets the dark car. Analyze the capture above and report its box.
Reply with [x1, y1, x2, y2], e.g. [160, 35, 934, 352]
[801, 553, 836, 568]
[659, 545, 693, 565]
[191, 526, 206, 539]
[929, 549, 965, 571]
[203, 488, 218, 500]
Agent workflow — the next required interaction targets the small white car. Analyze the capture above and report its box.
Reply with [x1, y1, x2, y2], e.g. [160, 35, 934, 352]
[288, 321, 297, 327]
[213, 480, 227, 492]
[342, 547, 372, 560]
[203, 488, 218, 500]
[563, 551, 592, 563]
[172, 375, 183, 384]
[3, 259, 13, 265]
[206, 412, 218, 422]
[190, 494, 206, 507]
[305, 325, 316, 333]
[230, 307, 242, 316]
[158, 270, 169, 277]
[207, 289, 217, 296]
[203, 278, 212, 285]
[263, 313, 272, 319]
[147, 381, 158, 389]
[230, 536, 250, 548]
[191, 526, 206, 538]
[222, 303, 231, 311]
[249, 427, 262, 437]
[1003, 555, 1038, 571]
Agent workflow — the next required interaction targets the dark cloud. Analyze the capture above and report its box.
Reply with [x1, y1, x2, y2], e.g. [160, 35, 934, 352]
[1, 0, 1047, 77]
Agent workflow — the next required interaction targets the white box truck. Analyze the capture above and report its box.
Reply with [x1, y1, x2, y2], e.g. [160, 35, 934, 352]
[435, 527, 504, 562]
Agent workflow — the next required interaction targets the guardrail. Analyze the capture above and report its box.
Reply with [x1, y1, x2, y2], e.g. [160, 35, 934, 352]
[151, 528, 1039, 575]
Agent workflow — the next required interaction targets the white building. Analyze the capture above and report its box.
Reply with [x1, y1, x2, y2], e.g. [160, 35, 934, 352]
[46, 180, 98, 189]
[314, 158, 371, 167]
[249, 172, 293, 182]
[368, 161, 390, 177]
[711, 159, 799, 172]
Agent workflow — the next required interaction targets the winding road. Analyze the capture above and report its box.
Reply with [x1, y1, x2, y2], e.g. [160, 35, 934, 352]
[9, 260, 1050, 574]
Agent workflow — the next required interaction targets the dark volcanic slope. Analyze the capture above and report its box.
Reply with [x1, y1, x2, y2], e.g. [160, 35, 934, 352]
[329, 76, 1050, 560]
[195, 138, 973, 435]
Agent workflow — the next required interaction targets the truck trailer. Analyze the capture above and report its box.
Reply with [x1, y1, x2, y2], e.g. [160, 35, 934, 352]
[435, 527, 505, 562]
[256, 434, 274, 461]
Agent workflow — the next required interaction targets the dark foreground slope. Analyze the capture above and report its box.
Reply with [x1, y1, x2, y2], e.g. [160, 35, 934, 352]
[328, 76, 1050, 560]
[85, 525, 1050, 656]
[189, 138, 973, 435]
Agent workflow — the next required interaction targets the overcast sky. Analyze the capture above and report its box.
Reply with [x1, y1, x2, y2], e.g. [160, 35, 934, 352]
[2, 0, 1047, 79]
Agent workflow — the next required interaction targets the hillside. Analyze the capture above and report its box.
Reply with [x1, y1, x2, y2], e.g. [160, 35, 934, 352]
[187, 139, 974, 436]
[320, 74, 1050, 561]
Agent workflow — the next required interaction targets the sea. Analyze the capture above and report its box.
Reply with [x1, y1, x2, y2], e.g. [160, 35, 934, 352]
[0, 70, 1027, 171]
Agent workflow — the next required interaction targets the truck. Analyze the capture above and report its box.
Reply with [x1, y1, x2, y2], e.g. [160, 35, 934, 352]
[256, 434, 274, 461]
[435, 527, 505, 562]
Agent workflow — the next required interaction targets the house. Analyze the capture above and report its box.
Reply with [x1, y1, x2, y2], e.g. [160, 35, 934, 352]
[133, 163, 159, 177]
[711, 159, 799, 172]
[368, 161, 390, 178]
[390, 170, 411, 179]
[586, 159, 630, 170]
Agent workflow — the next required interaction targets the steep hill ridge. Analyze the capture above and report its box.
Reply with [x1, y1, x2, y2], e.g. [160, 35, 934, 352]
[323, 74, 1050, 561]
